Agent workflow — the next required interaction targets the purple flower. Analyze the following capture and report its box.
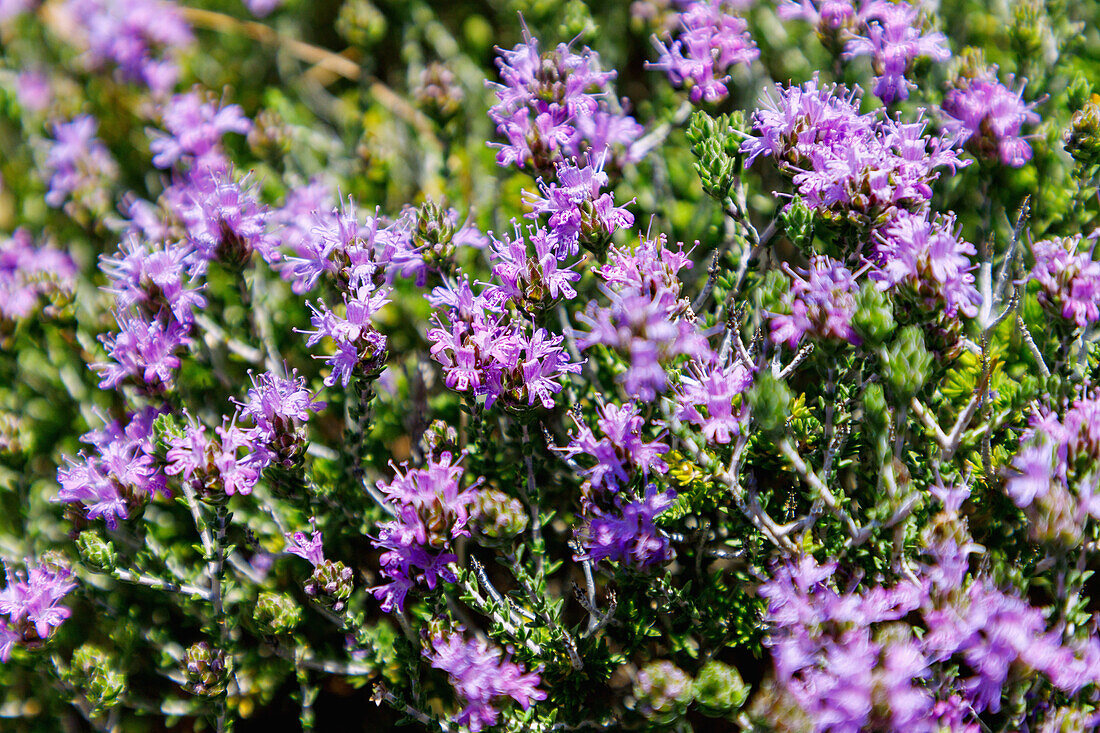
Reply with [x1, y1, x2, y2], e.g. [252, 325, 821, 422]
[843, 1, 950, 104]
[165, 413, 259, 497]
[370, 453, 478, 613]
[428, 277, 580, 411]
[15, 71, 52, 112]
[579, 235, 709, 400]
[0, 229, 77, 321]
[0, 560, 76, 659]
[522, 155, 634, 257]
[149, 91, 252, 171]
[92, 311, 191, 391]
[237, 369, 325, 467]
[43, 115, 118, 210]
[57, 410, 167, 527]
[243, 0, 282, 17]
[63, 0, 193, 93]
[743, 78, 968, 221]
[563, 402, 669, 492]
[576, 484, 677, 567]
[179, 168, 277, 271]
[872, 210, 980, 318]
[741, 75, 869, 168]
[488, 224, 580, 309]
[649, 0, 760, 103]
[771, 256, 862, 347]
[1028, 236, 1100, 328]
[488, 33, 644, 172]
[101, 235, 206, 326]
[676, 359, 754, 444]
[302, 285, 391, 388]
[284, 528, 325, 567]
[942, 73, 1039, 167]
[0, 0, 36, 22]
[425, 631, 546, 732]
[277, 195, 420, 293]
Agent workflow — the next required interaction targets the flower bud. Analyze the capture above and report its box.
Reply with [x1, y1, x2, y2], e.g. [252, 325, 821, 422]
[183, 642, 230, 697]
[880, 326, 931, 401]
[1067, 98, 1100, 170]
[70, 644, 125, 713]
[305, 559, 354, 612]
[76, 530, 116, 572]
[852, 280, 896, 345]
[748, 372, 792, 434]
[254, 591, 302, 636]
[694, 660, 748, 717]
[634, 660, 694, 723]
[470, 489, 529, 543]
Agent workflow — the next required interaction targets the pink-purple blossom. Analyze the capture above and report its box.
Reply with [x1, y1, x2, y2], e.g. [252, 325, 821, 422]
[942, 73, 1039, 167]
[425, 631, 546, 731]
[649, 0, 760, 103]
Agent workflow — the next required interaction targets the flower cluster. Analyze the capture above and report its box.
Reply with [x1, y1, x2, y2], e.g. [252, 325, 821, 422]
[563, 402, 669, 492]
[576, 484, 677, 568]
[759, 543, 1100, 730]
[1007, 396, 1100, 520]
[57, 409, 166, 528]
[488, 34, 644, 172]
[0, 229, 76, 321]
[0, 559, 76, 662]
[871, 211, 981, 319]
[63, 0, 193, 93]
[285, 528, 354, 611]
[43, 115, 118, 210]
[488, 224, 579, 312]
[579, 234, 708, 400]
[676, 359, 754, 444]
[425, 631, 546, 732]
[522, 155, 635, 257]
[370, 453, 478, 613]
[428, 277, 581, 411]
[770, 256, 862, 347]
[149, 91, 252, 172]
[236, 369, 325, 469]
[942, 71, 1039, 167]
[744, 77, 967, 224]
[1028, 236, 1100, 328]
[166, 413, 259, 499]
[650, 0, 759, 103]
[275, 196, 421, 294]
[843, 2, 950, 103]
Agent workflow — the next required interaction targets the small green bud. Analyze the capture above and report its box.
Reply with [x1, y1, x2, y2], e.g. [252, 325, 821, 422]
[254, 592, 302, 636]
[862, 382, 890, 436]
[336, 0, 387, 47]
[781, 198, 815, 255]
[694, 660, 749, 717]
[1067, 73, 1091, 111]
[70, 645, 125, 713]
[183, 642, 231, 697]
[1067, 97, 1100, 170]
[634, 661, 694, 724]
[851, 280, 896, 345]
[880, 326, 931, 401]
[749, 372, 792, 433]
[687, 110, 746, 203]
[470, 489, 529, 543]
[76, 531, 116, 572]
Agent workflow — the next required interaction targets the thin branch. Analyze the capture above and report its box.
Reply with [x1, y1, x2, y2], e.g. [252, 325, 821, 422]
[776, 438, 864, 542]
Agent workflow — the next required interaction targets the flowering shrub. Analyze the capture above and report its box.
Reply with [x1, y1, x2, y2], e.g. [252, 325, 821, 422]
[2, 0, 1100, 731]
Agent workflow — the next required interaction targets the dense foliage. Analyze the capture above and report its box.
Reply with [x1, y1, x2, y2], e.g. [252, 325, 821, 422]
[3, 0, 1100, 731]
